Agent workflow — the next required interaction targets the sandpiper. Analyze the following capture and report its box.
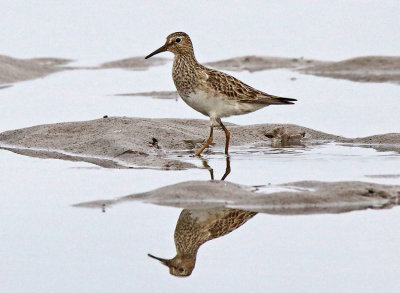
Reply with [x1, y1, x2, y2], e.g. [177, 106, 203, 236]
[148, 207, 257, 277]
[145, 32, 296, 156]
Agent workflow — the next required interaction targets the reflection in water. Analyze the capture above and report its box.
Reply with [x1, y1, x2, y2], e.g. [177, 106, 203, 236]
[71, 153, 400, 278]
[201, 155, 231, 180]
[148, 156, 256, 277]
[148, 207, 256, 277]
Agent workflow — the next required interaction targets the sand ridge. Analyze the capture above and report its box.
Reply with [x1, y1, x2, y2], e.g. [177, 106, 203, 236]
[298, 56, 400, 84]
[102, 55, 400, 85]
[0, 55, 72, 85]
[2, 54, 400, 87]
[98, 56, 170, 71]
[0, 117, 399, 169]
[74, 179, 400, 215]
[204, 56, 324, 72]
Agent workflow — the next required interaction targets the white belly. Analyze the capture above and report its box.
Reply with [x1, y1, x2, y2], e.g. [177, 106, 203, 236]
[180, 90, 264, 118]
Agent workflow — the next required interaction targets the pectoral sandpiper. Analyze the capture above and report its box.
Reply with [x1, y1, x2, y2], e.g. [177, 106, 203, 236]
[148, 207, 257, 277]
[145, 32, 296, 156]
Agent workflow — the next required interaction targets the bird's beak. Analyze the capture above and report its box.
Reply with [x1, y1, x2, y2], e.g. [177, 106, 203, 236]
[145, 44, 168, 59]
[147, 253, 170, 266]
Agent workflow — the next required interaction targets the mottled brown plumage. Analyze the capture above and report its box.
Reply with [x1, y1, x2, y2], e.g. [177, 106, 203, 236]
[145, 32, 296, 155]
[148, 207, 257, 277]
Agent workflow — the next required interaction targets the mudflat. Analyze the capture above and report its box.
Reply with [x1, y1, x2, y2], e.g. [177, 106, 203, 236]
[1, 117, 399, 169]
[2, 54, 400, 88]
[74, 179, 400, 215]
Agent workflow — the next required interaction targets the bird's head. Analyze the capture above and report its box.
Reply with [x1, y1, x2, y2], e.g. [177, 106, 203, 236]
[147, 253, 196, 277]
[145, 32, 193, 59]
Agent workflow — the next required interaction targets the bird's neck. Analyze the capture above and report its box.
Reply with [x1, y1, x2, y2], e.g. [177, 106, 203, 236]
[175, 236, 204, 257]
[173, 51, 200, 71]
[172, 52, 203, 97]
[173, 210, 208, 257]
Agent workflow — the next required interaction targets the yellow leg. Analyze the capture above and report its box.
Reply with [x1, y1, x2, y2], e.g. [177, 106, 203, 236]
[219, 120, 231, 155]
[195, 126, 213, 156]
[221, 155, 231, 181]
[201, 158, 214, 180]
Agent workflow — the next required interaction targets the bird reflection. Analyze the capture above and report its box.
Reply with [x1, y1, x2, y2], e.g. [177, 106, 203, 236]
[148, 207, 256, 277]
[148, 156, 257, 277]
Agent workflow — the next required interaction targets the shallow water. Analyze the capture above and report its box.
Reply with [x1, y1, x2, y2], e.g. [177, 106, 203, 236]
[1, 146, 400, 292]
[171, 143, 400, 185]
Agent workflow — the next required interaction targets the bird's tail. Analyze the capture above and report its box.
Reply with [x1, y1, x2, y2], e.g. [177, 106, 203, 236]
[241, 94, 297, 105]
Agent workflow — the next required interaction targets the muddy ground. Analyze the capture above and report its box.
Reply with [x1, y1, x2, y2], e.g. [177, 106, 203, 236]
[102, 55, 400, 85]
[206, 56, 400, 84]
[298, 56, 400, 84]
[204, 56, 324, 72]
[74, 179, 400, 215]
[98, 56, 170, 71]
[0, 55, 72, 85]
[2, 54, 400, 87]
[0, 117, 399, 169]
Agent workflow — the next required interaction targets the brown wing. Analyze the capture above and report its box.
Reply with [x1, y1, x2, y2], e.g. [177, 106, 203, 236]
[202, 67, 296, 105]
[208, 208, 257, 239]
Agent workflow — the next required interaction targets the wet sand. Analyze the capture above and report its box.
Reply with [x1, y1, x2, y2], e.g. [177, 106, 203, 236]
[206, 56, 400, 85]
[99, 56, 170, 70]
[299, 56, 400, 84]
[0, 55, 169, 86]
[0, 117, 399, 169]
[2, 54, 400, 87]
[104, 55, 400, 85]
[74, 179, 400, 215]
[204, 56, 323, 72]
[0, 55, 71, 85]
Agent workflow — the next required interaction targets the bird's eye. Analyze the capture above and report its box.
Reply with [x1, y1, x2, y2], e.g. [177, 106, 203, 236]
[178, 268, 184, 273]
[175, 37, 181, 43]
